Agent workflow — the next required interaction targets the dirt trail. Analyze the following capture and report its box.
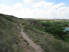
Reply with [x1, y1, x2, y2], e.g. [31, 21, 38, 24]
[21, 28, 44, 52]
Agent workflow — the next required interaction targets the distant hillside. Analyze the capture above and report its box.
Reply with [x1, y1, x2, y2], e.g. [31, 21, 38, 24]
[0, 14, 69, 52]
[22, 19, 69, 52]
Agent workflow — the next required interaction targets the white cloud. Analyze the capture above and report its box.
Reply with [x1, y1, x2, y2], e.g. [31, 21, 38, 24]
[52, 3, 65, 9]
[24, 0, 32, 4]
[32, 1, 53, 8]
[0, 3, 32, 18]
[32, 1, 69, 19]
[0, 0, 69, 19]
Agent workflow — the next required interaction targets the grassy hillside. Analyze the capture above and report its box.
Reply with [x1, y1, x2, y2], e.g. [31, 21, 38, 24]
[0, 14, 69, 52]
[0, 14, 35, 52]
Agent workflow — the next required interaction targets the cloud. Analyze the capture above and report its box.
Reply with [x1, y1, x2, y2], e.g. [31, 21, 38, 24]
[24, 0, 32, 4]
[0, 3, 32, 18]
[32, 1, 69, 19]
[32, 1, 53, 8]
[0, 0, 69, 19]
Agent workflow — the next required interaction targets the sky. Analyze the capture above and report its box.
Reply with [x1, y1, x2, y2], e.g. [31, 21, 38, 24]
[0, 0, 69, 19]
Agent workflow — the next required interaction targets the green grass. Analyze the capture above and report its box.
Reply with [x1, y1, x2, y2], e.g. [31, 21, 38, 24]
[22, 19, 69, 52]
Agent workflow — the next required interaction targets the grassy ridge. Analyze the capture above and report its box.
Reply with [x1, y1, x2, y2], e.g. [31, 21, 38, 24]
[0, 14, 35, 52]
[0, 14, 24, 52]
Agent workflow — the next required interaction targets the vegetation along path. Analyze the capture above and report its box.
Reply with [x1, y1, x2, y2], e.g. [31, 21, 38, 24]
[20, 25, 44, 52]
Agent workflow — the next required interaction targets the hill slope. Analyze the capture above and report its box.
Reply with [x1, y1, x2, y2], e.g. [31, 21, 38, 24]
[0, 14, 35, 52]
[0, 14, 69, 52]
